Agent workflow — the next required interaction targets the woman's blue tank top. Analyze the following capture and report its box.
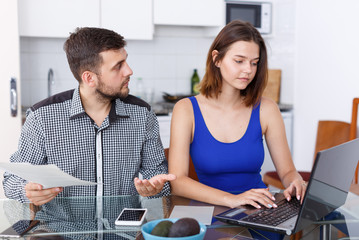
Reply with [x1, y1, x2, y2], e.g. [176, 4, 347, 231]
[189, 96, 266, 193]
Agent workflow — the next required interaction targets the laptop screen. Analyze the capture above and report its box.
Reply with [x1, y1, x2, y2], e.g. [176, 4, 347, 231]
[295, 140, 359, 232]
[214, 139, 359, 235]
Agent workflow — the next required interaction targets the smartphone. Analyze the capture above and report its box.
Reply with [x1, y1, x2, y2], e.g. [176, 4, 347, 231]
[0, 220, 40, 238]
[115, 208, 147, 226]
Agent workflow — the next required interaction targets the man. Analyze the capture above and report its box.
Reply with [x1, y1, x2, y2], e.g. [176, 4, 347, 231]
[3, 27, 175, 205]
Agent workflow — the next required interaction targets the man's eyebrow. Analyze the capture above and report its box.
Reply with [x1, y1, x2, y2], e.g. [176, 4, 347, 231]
[112, 54, 128, 69]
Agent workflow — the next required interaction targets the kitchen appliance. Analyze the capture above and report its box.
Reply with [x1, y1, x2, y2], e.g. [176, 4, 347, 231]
[10, 78, 17, 117]
[226, 1, 272, 34]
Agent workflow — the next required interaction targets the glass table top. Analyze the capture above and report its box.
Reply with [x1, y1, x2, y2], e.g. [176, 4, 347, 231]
[0, 192, 358, 239]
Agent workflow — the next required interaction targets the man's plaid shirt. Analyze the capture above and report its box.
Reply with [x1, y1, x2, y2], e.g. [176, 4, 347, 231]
[3, 87, 170, 202]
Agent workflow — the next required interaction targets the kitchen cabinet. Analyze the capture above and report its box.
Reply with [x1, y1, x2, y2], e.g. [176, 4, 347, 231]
[0, 0, 22, 198]
[154, 0, 224, 27]
[101, 0, 153, 40]
[18, 0, 153, 40]
[158, 115, 172, 148]
[18, 0, 100, 38]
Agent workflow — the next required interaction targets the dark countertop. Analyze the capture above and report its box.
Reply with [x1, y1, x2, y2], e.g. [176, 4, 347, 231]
[152, 102, 175, 116]
[278, 103, 293, 112]
[153, 101, 293, 116]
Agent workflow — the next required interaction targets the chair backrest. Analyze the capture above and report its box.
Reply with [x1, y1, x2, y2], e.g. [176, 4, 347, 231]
[313, 120, 351, 160]
[164, 148, 199, 181]
[313, 97, 359, 184]
[351, 98, 359, 183]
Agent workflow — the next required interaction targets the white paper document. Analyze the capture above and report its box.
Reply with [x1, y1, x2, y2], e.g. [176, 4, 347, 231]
[169, 205, 214, 225]
[0, 163, 98, 189]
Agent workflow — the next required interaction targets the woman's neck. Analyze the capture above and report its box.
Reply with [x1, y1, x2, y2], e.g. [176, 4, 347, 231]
[212, 86, 245, 109]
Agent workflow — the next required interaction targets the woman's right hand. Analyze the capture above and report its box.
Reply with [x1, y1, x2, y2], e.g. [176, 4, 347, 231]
[224, 188, 277, 209]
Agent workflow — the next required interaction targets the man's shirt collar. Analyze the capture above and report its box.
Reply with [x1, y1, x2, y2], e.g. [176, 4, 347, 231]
[70, 87, 130, 120]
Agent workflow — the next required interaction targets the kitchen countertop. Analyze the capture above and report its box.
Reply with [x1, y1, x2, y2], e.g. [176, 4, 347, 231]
[22, 102, 293, 120]
[153, 101, 293, 116]
[152, 101, 175, 116]
[278, 103, 293, 112]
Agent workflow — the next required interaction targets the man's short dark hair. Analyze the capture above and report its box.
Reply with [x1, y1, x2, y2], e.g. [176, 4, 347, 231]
[64, 27, 126, 82]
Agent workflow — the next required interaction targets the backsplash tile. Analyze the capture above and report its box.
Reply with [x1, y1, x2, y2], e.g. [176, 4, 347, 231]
[20, 34, 215, 106]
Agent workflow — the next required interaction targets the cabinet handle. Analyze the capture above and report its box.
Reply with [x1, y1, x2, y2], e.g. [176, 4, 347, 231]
[10, 78, 17, 117]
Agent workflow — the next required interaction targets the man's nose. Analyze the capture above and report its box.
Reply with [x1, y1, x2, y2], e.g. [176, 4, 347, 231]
[124, 62, 133, 76]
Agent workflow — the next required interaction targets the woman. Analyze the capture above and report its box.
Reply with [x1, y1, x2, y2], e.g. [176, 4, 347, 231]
[168, 20, 306, 210]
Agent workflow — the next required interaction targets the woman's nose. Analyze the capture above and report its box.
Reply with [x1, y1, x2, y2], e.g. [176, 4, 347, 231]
[243, 62, 252, 74]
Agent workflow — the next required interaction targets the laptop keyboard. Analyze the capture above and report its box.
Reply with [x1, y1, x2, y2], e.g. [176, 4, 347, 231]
[242, 198, 301, 226]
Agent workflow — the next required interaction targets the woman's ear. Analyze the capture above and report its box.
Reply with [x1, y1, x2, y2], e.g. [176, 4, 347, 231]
[81, 71, 96, 87]
[212, 50, 220, 67]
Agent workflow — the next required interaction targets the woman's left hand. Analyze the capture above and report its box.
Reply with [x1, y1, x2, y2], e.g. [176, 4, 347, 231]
[283, 179, 307, 204]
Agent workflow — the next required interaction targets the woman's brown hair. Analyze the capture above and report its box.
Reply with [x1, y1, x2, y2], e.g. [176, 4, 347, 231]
[199, 20, 268, 107]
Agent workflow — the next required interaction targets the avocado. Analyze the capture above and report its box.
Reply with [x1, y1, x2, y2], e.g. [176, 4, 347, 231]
[168, 218, 200, 237]
[151, 220, 173, 237]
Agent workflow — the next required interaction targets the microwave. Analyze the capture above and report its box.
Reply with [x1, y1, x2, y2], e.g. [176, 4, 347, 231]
[226, 1, 272, 34]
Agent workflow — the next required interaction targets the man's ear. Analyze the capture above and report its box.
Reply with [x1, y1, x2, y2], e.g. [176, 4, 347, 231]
[81, 71, 96, 87]
[212, 50, 220, 67]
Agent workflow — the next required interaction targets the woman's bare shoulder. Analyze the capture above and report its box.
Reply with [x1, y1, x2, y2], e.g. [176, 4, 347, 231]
[173, 97, 193, 111]
[260, 96, 280, 114]
[259, 97, 281, 131]
[172, 97, 195, 119]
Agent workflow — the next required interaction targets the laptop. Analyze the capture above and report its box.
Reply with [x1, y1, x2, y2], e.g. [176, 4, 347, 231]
[215, 138, 359, 235]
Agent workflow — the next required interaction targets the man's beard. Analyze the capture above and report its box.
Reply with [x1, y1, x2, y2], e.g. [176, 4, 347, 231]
[95, 77, 129, 101]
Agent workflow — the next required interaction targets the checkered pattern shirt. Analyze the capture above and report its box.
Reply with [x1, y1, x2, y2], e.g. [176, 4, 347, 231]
[3, 87, 170, 202]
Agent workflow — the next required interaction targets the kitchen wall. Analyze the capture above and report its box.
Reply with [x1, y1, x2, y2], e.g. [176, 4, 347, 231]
[20, 0, 296, 108]
[293, 0, 359, 171]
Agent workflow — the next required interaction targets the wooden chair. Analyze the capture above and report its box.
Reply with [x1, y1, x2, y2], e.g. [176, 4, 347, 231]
[351, 98, 359, 183]
[263, 120, 351, 188]
[263, 97, 359, 189]
[164, 148, 198, 181]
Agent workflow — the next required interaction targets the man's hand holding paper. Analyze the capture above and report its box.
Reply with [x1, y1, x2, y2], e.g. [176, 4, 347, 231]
[0, 163, 99, 206]
[0, 163, 98, 189]
[25, 182, 63, 206]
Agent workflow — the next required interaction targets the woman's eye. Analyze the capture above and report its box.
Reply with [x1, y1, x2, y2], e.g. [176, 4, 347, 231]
[235, 60, 243, 64]
[252, 62, 258, 66]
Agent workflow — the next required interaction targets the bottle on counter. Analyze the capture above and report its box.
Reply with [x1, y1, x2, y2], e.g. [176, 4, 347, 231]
[191, 69, 200, 95]
[134, 77, 145, 99]
[132, 77, 154, 104]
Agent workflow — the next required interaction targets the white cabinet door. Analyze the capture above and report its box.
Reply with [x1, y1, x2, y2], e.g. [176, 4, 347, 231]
[154, 0, 224, 26]
[157, 115, 172, 148]
[18, 0, 100, 38]
[101, 0, 153, 40]
[0, 0, 22, 198]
